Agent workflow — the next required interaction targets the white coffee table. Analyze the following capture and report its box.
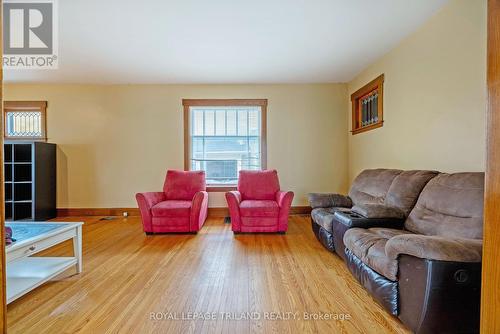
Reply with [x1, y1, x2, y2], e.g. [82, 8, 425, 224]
[5, 221, 83, 304]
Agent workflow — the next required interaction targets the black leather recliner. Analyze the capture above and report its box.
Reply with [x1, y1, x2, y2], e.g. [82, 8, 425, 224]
[343, 172, 484, 334]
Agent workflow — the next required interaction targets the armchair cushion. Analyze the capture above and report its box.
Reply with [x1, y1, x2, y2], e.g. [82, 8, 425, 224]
[240, 200, 279, 217]
[163, 170, 206, 201]
[238, 169, 280, 200]
[343, 227, 414, 281]
[151, 200, 192, 217]
[351, 204, 405, 219]
[308, 193, 352, 209]
[385, 234, 483, 262]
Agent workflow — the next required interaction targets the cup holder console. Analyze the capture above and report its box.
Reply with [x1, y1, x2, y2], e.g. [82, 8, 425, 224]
[333, 209, 405, 229]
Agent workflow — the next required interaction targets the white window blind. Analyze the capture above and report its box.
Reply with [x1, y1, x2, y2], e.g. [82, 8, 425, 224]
[190, 106, 262, 185]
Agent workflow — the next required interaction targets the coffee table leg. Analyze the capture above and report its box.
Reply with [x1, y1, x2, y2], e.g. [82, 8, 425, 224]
[73, 225, 83, 273]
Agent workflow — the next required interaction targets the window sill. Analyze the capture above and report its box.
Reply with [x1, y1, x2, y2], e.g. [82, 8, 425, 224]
[207, 185, 237, 192]
[351, 121, 383, 135]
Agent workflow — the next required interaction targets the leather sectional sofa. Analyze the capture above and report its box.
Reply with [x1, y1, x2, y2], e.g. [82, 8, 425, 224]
[309, 169, 484, 334]
[309, 169, 438, 259]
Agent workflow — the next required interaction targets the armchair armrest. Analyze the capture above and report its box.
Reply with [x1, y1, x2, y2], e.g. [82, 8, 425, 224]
[190, 191, 209, 232]
[351, 204, 405, 219]
[385, 234, 483, 262]
[276, 191, 294, 232]
[136, 192, 165, 209]
[136, 192, 165, 232]
[225, 191, 242, 232]
[226, 191, 241, 204]
[308, 193, 352, 209]
[276, 191, 294, 208]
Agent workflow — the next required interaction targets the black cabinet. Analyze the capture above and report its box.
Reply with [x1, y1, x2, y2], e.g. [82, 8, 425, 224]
[4, 141, 56, 221]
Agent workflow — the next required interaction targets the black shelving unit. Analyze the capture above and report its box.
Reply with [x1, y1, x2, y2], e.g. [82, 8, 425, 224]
[4, 141, 56, 221]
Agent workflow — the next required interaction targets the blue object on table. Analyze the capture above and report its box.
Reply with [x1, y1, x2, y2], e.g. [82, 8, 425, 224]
[5, 223, 66, 243]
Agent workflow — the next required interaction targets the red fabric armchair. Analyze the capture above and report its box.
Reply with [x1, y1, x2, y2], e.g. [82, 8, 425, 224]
[136, 170, 208, 234]
[225, 170, 294, 233]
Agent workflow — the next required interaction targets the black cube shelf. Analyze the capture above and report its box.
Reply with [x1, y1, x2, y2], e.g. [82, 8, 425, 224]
[4, 141, 56, 221]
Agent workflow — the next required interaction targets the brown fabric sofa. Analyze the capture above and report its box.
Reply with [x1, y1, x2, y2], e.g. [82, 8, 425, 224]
[308, 169, 438, 260]
[343, 172, 484, 334]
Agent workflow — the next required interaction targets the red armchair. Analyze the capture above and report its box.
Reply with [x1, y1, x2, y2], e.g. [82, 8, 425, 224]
[136, 170, 208, 234]
[225, 170, 294, 233]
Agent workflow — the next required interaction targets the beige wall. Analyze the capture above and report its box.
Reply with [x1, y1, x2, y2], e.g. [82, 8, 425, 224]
[347, 0, 487, 181]
[3, 0, 487, 209]
[4, 84, 349, 208]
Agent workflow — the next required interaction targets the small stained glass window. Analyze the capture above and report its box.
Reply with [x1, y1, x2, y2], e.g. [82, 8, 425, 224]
[351, 74, 384, 135]
[4, 102, 47, 140]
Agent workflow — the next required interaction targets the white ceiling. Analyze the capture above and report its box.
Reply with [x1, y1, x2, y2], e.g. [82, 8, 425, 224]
[4, 0, 449, 84]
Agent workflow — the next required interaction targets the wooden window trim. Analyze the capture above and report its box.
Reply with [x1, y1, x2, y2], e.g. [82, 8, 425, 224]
[350, 74, 384, 135]
[182, 99, 268, 192]
[206, 185, 238, 192]
[3, 101, 48, 141]
[482, 0, 500, 331]
[0, 11, 5, 327]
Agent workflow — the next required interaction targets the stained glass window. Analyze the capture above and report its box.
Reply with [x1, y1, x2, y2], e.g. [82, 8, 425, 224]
[4, 102, 47, 140]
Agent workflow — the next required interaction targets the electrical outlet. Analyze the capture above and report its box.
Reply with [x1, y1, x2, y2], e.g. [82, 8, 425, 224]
[123, 211, 129, 217]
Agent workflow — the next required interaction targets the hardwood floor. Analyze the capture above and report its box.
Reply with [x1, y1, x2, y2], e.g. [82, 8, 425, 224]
[7, 216, 409, 334]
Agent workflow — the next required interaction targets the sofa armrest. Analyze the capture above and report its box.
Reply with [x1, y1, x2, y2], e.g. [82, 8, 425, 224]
[385, 234, 483, 262]
[308, 193, 352, 209]
[190, 191, 209, 232]
[135, 192, 165, 232]
[225, 191, 242, 232]
[333, 211, 405, 229]
[351, 204, 405, 219]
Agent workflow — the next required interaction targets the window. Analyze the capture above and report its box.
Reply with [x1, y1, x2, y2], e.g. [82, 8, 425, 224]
[351, 74, 384, 135]
[183, 99, 267, 191]
[4, 101, 47, 141]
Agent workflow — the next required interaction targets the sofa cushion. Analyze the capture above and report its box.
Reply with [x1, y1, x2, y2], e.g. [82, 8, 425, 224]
[351, 204, 405, 219]
[405, 172, 484, 239]
[163, 170, 206, 201]
[311, 207, 351, 231]
[348, 169, 403, 206]
[343, 227, 414, 281]
[152, 200, 192, 217]
[238, 170, 280, 200]
[239, 200, 279, 217]
[385, 234, 483, 262]
[384, 170, 439, 216]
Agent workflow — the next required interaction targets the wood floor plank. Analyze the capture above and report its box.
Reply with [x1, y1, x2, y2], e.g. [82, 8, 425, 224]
[7, 216, 409, 334]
